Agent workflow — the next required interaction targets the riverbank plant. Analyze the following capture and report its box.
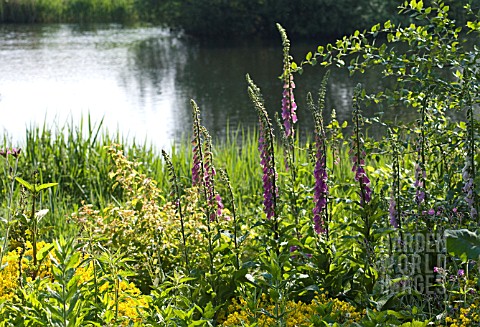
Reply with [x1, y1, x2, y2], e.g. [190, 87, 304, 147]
[0, 1, 479, 325]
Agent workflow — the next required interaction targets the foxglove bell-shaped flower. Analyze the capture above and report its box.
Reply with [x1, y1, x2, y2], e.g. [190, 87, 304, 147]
[191, 101, 203, 186]
[352, 161, 372, 206]
[281, 75, 297, 138]
[313, 157, 328, 234]
[259, 138, 276, 220]
[192, 144, 201, 186]
[389, 195, 398, 228]
[248, 74, 277, 221]
[414, 163, 426, 205]
[462, 157, 477, 218]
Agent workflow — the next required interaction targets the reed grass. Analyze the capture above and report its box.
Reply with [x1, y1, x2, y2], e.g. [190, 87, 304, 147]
[1, 111, 456, 243]
[0, 0, 137, 24]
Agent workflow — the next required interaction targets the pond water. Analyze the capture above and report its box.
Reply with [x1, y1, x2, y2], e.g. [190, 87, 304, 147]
[0, 24, 417, 150]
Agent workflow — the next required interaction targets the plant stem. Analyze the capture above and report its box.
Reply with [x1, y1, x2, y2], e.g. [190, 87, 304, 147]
[0, 156, 20, 264]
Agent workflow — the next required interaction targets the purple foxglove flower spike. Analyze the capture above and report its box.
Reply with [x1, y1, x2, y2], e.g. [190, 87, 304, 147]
[352, 156, 372, 206]
[248, 74, 277, 222]
[462, 157, 477, 218]
[259, 116, 276, 220]
[414, 163, 426, 205]
[389, 195, 398, 228]
[313, 152, 328, 234]
[281, 75, 297, 138]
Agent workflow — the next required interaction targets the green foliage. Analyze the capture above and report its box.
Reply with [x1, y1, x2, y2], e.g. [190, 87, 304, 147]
[0, 1, 480, 326]
[157, 0, 478, 40]
[41, 237, 86, 327]
[0, 0, 475, 40]
[445, 229, 480, 262]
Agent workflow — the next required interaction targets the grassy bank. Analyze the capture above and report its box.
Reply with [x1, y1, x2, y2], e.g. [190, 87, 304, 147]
[0, 0, 138, 24]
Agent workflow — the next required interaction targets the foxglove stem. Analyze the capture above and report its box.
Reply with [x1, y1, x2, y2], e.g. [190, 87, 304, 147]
[201, 127, 223, 222]
[313, 154, 328, 234]
[307, 82, 330, 235]
[416, 97, 428, 208]
[414, 142, 426, 206]
[191, 100, 203, 186]
[219, 169, 240, 270]
[278, 23, 297, 140]
[281, 74, 297, 138]
[389, 129, 401, 229]
[389, 193, 398, 228]
[247, 74, 278, 241]
[464, 98, 477, 219]
[190, 101, 217, 276]
[259, 130, 276, 220]
[352, 88, 371, 207]
[463, 157, 477, 218]
[162, 150, 189, 271]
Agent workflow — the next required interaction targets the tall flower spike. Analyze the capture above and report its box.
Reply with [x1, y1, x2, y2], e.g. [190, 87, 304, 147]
[162, 150, 189, 270]
[191, 100, 203, 186]
[389, 129, 401, 228]
[414, 142, 426, 206]
[308, 71, 330, 234]
[247, 74, 277, 221]
[463, 156, 477, 218]
[351, 85, 372, 207]
[201, 126, 223, 221]
[463, 102, 477, 219]
[389, 193, 398, 228]
[277, 23, 297, 139]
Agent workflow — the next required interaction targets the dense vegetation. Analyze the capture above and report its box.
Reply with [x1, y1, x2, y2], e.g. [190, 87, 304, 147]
[1, 1, 480, 326]
[0, 0, 476, 40]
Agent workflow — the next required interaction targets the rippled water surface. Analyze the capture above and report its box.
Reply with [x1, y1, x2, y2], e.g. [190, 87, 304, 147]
[0, 24, 418, 149]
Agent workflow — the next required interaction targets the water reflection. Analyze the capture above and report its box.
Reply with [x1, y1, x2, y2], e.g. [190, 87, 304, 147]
[0, 24, 456, 150]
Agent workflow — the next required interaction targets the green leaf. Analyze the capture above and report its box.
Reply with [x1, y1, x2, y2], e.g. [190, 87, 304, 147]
[467, 21, 480, 30]
[35, 182, 58, 192]
[306, 51, 312, 61]
[15, 177, 34, 191]
[416, 0, 423, 10]
[65, 251, 81, 271]
[37, 243, 54, 263]
[445, 229, 480, 262]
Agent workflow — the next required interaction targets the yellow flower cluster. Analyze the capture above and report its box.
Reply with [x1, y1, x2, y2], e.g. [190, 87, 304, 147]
[442, 304, 480, 327]
[0, 241, 53, 300]
[220, 292, 364, 326]
[1, 243, 147, 325]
